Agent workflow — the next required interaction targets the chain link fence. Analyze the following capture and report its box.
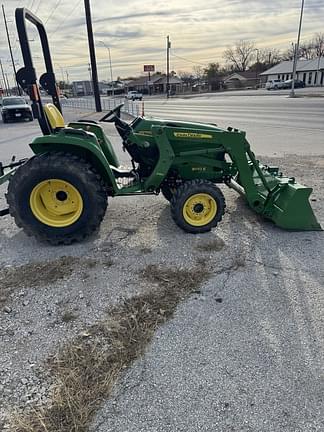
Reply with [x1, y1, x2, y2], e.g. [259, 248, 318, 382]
[60, 97, 142, 117]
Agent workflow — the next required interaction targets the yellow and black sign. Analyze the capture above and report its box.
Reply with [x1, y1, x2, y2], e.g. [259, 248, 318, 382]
[174, 132, 213, 139]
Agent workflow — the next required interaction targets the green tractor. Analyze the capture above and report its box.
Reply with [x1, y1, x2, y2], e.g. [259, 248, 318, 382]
[0, 8, 321, 245]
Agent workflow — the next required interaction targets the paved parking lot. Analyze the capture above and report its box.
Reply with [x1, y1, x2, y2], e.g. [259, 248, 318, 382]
[0, 97, 323, 431]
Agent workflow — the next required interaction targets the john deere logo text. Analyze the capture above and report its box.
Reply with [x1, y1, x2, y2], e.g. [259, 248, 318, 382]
[174, 132, 213, 139]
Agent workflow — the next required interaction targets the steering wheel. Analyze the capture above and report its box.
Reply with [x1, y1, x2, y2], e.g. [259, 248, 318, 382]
[99, 103, 124, 123]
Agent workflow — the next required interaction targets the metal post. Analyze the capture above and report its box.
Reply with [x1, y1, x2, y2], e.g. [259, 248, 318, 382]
[2, 4, 21, 95]
[0, 58, 9, 95]
[316, 41, 322, 86]
[290, 0, 305, 98]
[84, 0, 102, 111]
[107, 47, 114, 97]
[254, 48, 259, 89]
[166, 35, 170, 97]
[4, 72, 10, 95]
[99, 41, 114, 98]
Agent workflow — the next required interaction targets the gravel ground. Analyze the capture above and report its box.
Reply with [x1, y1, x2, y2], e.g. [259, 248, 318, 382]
[0, 113, 323, 430]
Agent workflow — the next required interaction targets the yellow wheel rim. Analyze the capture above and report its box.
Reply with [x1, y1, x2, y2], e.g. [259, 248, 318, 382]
[183, 193, 217, 227]
[30, 179, 83, 227]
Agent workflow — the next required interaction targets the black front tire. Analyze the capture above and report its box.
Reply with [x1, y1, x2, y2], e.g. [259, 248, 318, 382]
[161, 185, 176, 202]
[171, 180, 225, 234]
[6, 152, 107, 245]
[2, 117, 7, 123]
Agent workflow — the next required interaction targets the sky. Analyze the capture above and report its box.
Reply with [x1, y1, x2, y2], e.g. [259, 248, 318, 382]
[0, 0, 323, 85]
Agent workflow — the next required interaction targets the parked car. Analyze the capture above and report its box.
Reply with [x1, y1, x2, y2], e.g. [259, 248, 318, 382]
[125, 90, 143, 101]
[265, 79, 285, 90]
[0, 96, 33, 123]
[282, 79, 305, 89]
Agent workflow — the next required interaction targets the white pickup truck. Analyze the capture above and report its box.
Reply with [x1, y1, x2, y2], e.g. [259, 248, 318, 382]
[265, 79, 285, 90]
[125, 90, 143, 101]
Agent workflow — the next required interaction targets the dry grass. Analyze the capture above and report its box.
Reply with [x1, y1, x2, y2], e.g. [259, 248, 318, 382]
[0, 257, 109, 306]
[10, 265, 210, 432]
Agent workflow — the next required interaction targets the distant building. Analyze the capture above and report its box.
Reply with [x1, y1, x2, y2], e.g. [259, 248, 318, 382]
[127, 74, 183, 94]
[72, 80, 93, 96]
[260, 58, 324, 86]
[223, 71, 261, 89]
[105, 80, 127, 95]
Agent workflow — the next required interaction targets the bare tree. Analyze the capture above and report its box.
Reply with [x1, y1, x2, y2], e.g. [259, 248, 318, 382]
[281, 46, 295, 61]
[223, 40, 255, 72]
[283, 33, 324, 61]
[299, 41, 316, 59]
[178, 71, 195, 87]
[257, 48, 281, 66]
[312, 32, 324, 57]
[192, 65, 205, 82]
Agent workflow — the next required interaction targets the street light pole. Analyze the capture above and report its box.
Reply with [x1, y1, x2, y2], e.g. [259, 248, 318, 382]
[290, 0, 305, 98]
[254, 48, 259, 89]
[166, 35, 170, 97]
[316, 40, 322, 86]
[99, 41, 114, 97]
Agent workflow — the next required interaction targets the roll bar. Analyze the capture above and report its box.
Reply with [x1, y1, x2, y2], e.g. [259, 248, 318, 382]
[15, 7, 61, 135]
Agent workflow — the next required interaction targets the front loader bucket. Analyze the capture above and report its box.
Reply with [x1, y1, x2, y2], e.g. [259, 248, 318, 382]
[262, 182, 322, 231]
[225, 136, 322, 232]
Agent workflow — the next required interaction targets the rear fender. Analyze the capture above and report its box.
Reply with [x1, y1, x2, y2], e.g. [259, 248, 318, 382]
[29, 133, 118, 193]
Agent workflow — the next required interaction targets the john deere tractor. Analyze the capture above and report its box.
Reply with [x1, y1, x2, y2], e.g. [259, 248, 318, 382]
[0, 8, 321, 245]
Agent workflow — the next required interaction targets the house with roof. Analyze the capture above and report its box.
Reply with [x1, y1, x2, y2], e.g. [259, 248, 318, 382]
[223, 71, 261, 89]
[126, 74, 183, 95]
[260, 58, 324, 86]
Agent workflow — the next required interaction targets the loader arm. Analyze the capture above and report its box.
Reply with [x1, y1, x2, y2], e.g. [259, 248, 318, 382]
[222, 131, 322, 231]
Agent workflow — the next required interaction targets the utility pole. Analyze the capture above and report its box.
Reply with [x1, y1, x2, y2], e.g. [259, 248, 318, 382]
[254, 48, 259, 89]
[0, 58, 9, 95]
[2, 4, 21, 95]
[84, 0, 101, 111]
[316, 40, 322, 86]
[4, 72, 10, 95]
[166, 35, 170, 97]
[290, 0, 305, 98]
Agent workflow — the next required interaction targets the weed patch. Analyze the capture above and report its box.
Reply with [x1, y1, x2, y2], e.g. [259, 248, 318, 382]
[10, 265, 209, 432]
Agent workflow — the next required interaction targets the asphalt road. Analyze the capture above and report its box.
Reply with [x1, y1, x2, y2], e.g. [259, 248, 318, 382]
[142, 93, 324, 156]
[0, 96, 323, 431]
[2, 93, 323, 163]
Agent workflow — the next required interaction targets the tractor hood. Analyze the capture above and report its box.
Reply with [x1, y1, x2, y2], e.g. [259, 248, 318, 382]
[133, 117, 225, 134]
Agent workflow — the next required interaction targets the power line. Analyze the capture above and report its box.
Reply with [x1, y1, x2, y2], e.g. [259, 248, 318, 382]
[49, 0, 83, 36]
[34, 0, 42, 14]
[170, 52, 207, 67]
[44, 0, 63, 25]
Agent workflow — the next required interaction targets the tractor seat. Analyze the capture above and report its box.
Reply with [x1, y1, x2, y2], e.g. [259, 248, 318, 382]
[43, 104, 120, 168]
[44, 103, 65, 129]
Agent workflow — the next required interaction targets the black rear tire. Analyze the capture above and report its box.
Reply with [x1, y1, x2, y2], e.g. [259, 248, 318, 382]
[171, 180, 225, 234]
[6, 152, 107, 245]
